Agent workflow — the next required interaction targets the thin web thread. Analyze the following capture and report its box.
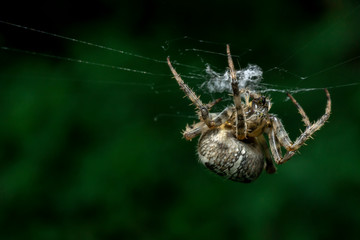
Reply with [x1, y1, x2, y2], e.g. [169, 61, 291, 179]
[1, 20, 359, 102]
[0, 19, 200, 70]
[0, 46, 169, 76]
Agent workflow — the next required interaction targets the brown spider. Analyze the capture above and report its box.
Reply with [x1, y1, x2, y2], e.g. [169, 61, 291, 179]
[167, 44, 331, 183]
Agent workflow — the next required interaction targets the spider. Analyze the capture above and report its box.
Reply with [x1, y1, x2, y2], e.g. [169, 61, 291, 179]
[167, 44, 331, 183]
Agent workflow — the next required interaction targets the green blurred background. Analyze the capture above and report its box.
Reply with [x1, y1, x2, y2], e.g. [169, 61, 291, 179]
[1, 0, 360, 239]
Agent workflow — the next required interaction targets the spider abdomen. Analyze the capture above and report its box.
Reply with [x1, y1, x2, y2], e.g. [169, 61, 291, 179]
[198, 128, 264, 183]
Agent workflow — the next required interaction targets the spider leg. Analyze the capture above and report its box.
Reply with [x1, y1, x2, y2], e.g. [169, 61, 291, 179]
[269, 116, 305, 164]
[268, 126, 299, 165]
[227, 44, 247, 140]
[267, 128, 284, 164]
[211, 106, 234, 126]
[183, 122, 207, 140]
[206, 98, 222, 110]
[167, 57, 214, 127]
[182, 107, 233, 140]
[257, 135, 277, 174]
[287, 92, 311, 127]
[271, 116, 293, 149]
[289, 89, 331, 151]
[269, 89, 331, 164]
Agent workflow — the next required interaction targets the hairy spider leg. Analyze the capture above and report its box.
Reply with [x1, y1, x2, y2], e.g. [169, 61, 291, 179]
[183, 122, 207, 140]
[167, 57, 213, 127]
[211, 107, 234, 126]
[267, 126, 285, 164]
[206, 98, 222, 110]
[226, 44, 247, 140]
[288, 89, 331, 151]
[287, 92, 311, 127]
[167, 58, 233, 129]
[183, 107, 234, 140]
[268, 89, 331, 164]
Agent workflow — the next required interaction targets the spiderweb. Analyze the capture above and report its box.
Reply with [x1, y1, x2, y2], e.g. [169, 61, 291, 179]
[0, 11, 359, 122]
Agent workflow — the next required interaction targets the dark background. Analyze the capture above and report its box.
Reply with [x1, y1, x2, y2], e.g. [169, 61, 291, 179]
[0, 0, 360, 239]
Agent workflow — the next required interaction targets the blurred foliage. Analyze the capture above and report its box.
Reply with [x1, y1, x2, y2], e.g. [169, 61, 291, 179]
[0, 0, 360, 239]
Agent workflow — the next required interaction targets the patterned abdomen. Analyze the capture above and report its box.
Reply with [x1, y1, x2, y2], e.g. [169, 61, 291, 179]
[198, 128, 264, 183]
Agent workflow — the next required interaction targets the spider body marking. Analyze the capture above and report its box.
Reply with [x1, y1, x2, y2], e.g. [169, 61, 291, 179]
[167, 45, 331, 183]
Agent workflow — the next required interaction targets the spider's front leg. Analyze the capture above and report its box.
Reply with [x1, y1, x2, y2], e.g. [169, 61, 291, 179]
[167, 57, 214, 127]
[167, 58, 233, 130]
[227, 44, 247, 140]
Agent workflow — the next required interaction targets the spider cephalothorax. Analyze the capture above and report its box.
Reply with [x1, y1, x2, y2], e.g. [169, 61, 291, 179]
[167, 45, 331, 183]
